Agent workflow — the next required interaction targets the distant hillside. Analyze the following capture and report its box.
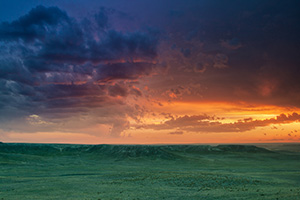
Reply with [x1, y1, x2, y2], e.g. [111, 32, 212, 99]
[0, 143, 61, 155]
[216, 145, 272, 153]
[256, 143, 300, 152]
[0, 143, 274, 160]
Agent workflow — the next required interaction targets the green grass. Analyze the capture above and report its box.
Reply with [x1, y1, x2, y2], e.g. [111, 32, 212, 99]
[0, 143, 299, 199]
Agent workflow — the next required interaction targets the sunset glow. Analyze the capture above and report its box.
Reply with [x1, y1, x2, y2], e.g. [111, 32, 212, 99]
[0, 1, 300, 144]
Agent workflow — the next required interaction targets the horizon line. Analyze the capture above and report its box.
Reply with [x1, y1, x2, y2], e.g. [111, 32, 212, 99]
[1, 141, 299, 146]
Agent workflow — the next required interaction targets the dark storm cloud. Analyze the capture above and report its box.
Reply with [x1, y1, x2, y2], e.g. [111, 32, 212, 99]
[0, 5, 160, 135]
[94, 7, 110, 29]
[0, 5, 159, 89]
[35, 29, 158, 67]
[0, 5, 70, 41]
[0, 5, 159, 70]
[95, 62, 158, 82]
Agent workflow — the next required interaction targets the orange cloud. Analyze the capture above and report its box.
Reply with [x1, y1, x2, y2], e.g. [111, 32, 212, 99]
[142, 113, 300, 133]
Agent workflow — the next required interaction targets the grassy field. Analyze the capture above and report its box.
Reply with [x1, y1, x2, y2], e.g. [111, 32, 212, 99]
[0, 143, 299, 199]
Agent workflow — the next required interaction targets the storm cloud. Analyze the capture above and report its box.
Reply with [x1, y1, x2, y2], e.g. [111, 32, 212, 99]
[0, 5, 160, 136]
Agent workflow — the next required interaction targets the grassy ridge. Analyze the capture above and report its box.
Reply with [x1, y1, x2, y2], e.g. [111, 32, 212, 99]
[0, 143, 273, 157]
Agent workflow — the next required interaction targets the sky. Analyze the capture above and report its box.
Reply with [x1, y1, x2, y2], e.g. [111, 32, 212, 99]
[0, 0, 300, 144]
